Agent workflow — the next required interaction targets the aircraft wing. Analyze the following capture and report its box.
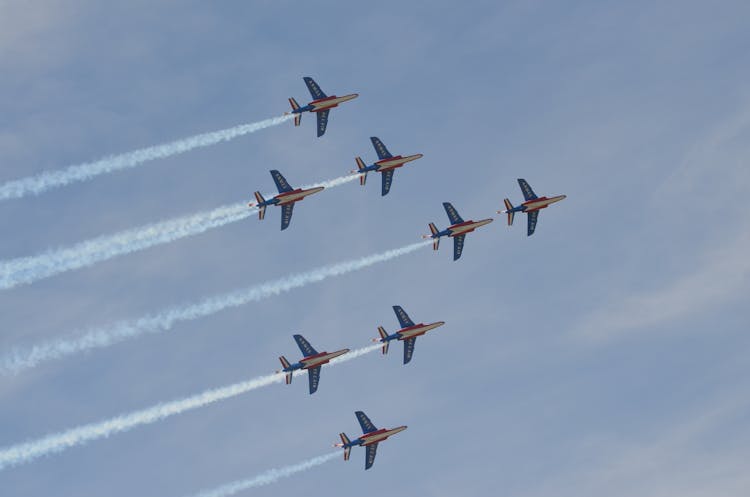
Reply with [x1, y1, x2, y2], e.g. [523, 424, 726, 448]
[370, 137, 393, 160]
[527, 210, 539, 236]
[442, 202, 464, 225]
[270, 170, 293, 193]
[393, 306, 415, 328]
[364, 443, 378, 470]
[280, 203, 294, 231]
[518, 178, 538, 201]
[293, 334, 318, 356]
[307, 366, 321, 394]
[453, 234, 465, 260]
[316, 110, 330, 137]
[381, 169, 394, 196]
[403, 337, 417, 364]
[303, 77, 327, 100]
[355, 411, 378, 434]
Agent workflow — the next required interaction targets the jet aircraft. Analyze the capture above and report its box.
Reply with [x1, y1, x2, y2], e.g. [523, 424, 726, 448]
[351, 137, 423, 196]
[334, 411, 407, 470]
[287, 77, 358, 137]
[373, 306, 445, 364]
[277, 334, 349, 394]
[500, 179, 566, 236]
[249, 170, 324, 230]
[424, 202, 493, 260]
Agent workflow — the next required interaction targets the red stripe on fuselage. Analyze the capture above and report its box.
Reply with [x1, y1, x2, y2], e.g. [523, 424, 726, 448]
[375, 156, 405, 170]
[310, 95, 340, 111]
[448, 220, 479, 235]
[276, 188, 304, 199]
[301, 351, 332, 369]
[360, 428, 389, 445]
[522, 196, 554, 211]
[397, 323, 428, 338]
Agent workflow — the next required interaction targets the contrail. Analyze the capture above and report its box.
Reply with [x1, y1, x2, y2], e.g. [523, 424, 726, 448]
[0, 174, 358, 290]
[0, 345, 380, 471]
[0, 114, 294, 201]
[0, 242, 430, 374]
[186, 452, 339, 497]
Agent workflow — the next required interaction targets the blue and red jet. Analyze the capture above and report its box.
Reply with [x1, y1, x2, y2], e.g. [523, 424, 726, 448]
[351, 137, 423, 196]
[500, 179, 566, 236]
[373, 306, 445, 364]
[287, 77, 358, 137]
[335, 411, 407, 470]
[249, 170, 324, 230]
[424, 202, 494, 260]
[277, 335, 349, 394]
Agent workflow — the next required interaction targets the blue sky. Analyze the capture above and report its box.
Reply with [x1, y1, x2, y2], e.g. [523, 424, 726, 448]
[1, 1, 749, 495]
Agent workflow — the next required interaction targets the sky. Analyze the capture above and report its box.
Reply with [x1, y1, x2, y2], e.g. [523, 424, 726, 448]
[1, 1, 749, 495]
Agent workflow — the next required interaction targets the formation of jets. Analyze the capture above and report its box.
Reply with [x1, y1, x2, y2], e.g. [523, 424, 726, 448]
[262, 77, 568, 470]
[275, 304, 442, 469]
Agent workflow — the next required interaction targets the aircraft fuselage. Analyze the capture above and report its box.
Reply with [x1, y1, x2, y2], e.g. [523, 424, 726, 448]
[518, 195, 566, 212]
[356, 426, 408, 446]
[446, 218, 494, 237]
[395, 321, 445, 340]
[294, 94, 358, 113]
[371, 153, 424, 172]
[274, 186, 325, 206]
[286, 349, 349, 372]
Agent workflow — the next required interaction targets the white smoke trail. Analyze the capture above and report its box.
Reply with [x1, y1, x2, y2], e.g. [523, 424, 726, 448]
[187, 453, 339, 497]
[0, 174, 358, 290]
[0, 345, 380, 471]
[0, 242, 429, 374]
[0, 114, 294, 201]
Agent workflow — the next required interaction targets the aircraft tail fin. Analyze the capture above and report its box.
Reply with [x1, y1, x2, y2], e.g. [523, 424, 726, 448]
[426, 223, 440, 250]
[377, 326, 389, 354]
[502, 198, 515, 225]
[278, 356, 292, 384]
[354, 157, 368, 185]
[338, 433, 352, 461]
[253, 192, 266, 220]
[288, 98, 302, 126]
